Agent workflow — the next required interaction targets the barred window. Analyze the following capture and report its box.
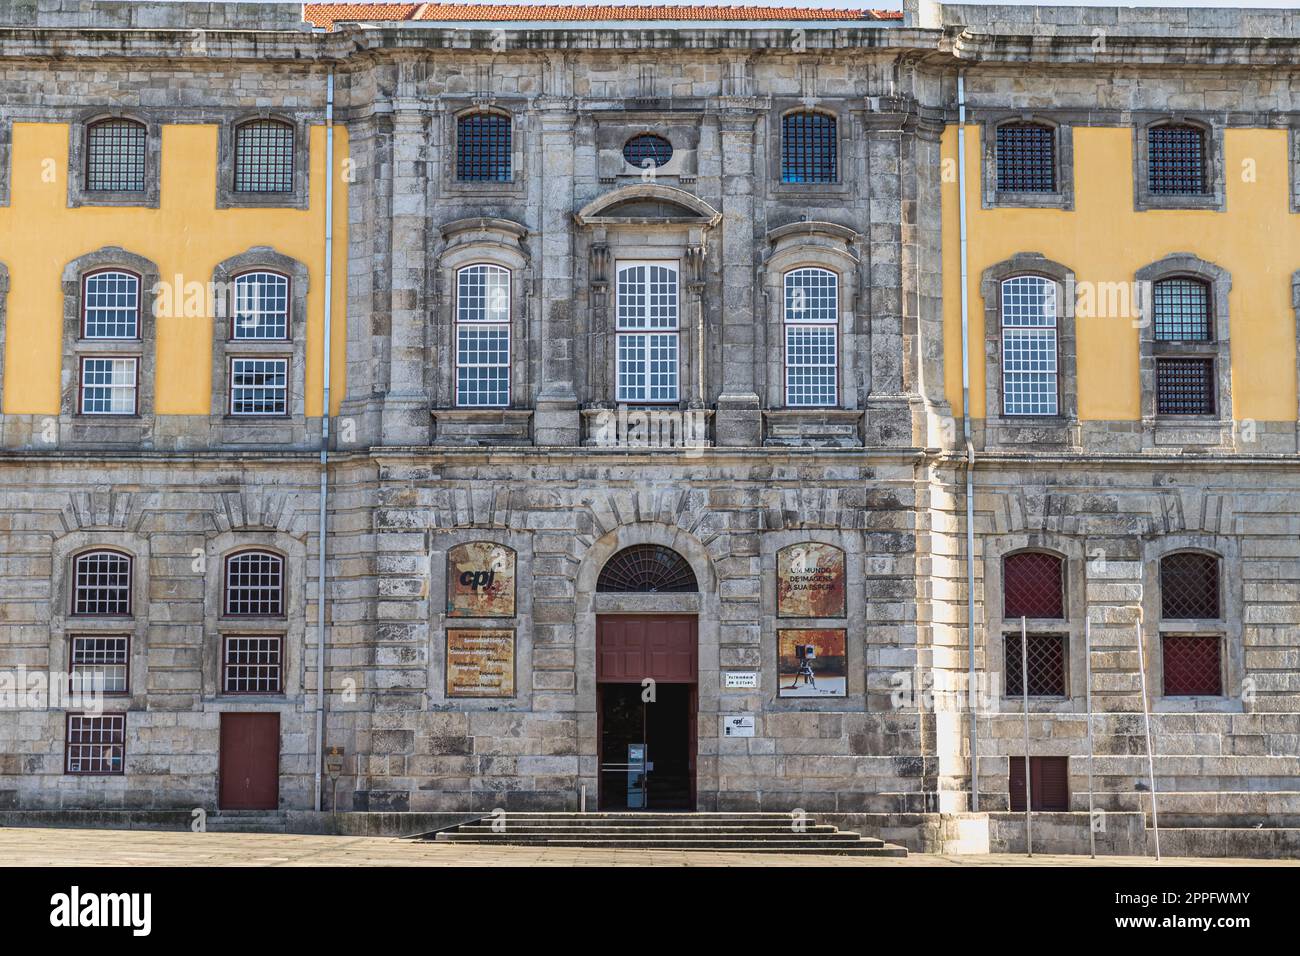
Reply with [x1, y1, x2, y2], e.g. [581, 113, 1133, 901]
[781, 111, 837, 184]
[234, 120, 294, 193]
[229, 358, 288, 415]
[1156, 358, 1214, 415]
[455, 264, 510, 407]
[86, 119, 146, 192]
[79, 358, 137, 415]
[1148, 124, 1206, 196]
[1162, 635, 1222, 696]
[83, 271, 140, 338]
[1004, 632, 1067, 697]
[617, 262, 679, 403]
[72, 550, 132, 616]
[69, 635, 129, 695]
[1003, 551, 1064, 620]
[1160, 552, 1220, 620]
[623, 134, 673, 170]
[65, 713, 125, 774]
[224, 551, 285, 617]
[996, 123, 1056, 193]
[784, 268, 838, 407]
[223, 635, 283, 694]
[232, 272, 290, 340]
[1001, 276, 1059, 416]
[1152, 278, 1210, 342]
[457, 112, 511, 182]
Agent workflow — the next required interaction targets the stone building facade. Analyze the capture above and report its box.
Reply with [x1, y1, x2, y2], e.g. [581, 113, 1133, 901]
[0, 1, 1298, 851]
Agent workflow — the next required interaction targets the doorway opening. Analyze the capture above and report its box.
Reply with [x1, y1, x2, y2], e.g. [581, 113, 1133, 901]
[219, 712, 280, 810]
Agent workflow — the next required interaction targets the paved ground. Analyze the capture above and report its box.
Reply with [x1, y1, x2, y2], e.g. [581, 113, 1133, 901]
[0, 827, 1293, 866]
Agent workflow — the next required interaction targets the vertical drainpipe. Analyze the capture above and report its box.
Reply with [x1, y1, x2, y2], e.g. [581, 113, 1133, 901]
[956, 71, 979, 812]
[314, 70, 336, 814]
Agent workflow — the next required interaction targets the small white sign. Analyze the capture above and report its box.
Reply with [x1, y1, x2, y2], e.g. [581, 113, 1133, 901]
[723, 670, 758, 690]
[722, 715, 755, 738]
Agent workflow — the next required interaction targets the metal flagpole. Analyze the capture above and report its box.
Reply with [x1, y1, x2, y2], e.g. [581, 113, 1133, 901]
[1134, 612, 1161, 861]
[1084, 615, 1097, 859]
[1021, 615, 1032, 857]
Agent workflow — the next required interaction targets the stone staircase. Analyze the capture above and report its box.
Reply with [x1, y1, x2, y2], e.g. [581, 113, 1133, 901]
[419, 811, 908, 856]
[205, 811, 288, 833]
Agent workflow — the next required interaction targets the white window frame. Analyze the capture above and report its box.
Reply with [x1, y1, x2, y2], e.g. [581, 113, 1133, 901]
[79, 356, 138, 415]
[454, 263, 511, 408]
[228, 357, 289, 416]
[82, 270, 140, 339]
[231, 271, 290, 341]
[1000, 275, 1059, 416]
[783, 267, 839, 407]
[616, 260, 680, 404]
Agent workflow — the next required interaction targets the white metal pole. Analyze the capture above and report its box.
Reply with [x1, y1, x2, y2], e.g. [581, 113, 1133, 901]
[1134, 613, 1161, 860]
[1084, 615, 1097, 859]
[1021, 616, 1032, 857]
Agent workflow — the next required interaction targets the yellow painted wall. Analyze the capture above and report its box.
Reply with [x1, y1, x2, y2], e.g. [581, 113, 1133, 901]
[942, 125, 1298, 422]
[0, 122, 348, 416]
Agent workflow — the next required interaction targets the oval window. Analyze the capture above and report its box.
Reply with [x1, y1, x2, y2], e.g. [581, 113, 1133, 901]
[622, 134, 673, 169]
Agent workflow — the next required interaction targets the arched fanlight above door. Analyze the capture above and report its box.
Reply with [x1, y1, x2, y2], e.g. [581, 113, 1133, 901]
[597, 544, 697, 593]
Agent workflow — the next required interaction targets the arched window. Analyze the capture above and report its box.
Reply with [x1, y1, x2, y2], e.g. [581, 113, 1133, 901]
[1002, 551, 1066, 697]
[1000, 275, 1058, 416]
[623, 134, 673, 169]
[234, 119, 294, 194]
[224, 550, 285, 617]
[597, 545, 697, 593]
[82, 270, 140, 339]
[455, 264, 511, 407]
[231, 271, 290, 341]
[1152, 277, 1214, 416]
[783, 267, 838, 407]
[1159, 551, 1222, 696]
[86, 119, 146, 192]
[72, 550, 132, 616]
[1147, 124, 1206, 196]
[457, 112, 511, 182]
[995, 122, 1055, 193]
[781, 111, 836, 184]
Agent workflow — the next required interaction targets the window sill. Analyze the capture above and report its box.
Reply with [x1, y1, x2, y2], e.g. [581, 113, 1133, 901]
[763, 408, 863, 447]
[985, 191, 1073, 211]
[981, 417, 1080, 450]
[431, 408, 533, 446]
[1134, 192, 1224, 213]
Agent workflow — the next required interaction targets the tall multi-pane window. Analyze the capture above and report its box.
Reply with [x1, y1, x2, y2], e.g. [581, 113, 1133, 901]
[1159, 552, 1223, 696]
[72, 550, 132, 616]
[457, 112, 511, 182]
[1001, 275, 1059, 416]
[1148, 124, 1207, 195]
[231, 272, 290, 340]
[224, 551, 285, 617]
[781, 111, 837, 184]
[223, 636, 283, 694]
[79, 358, 138, 415]
[1153, 277, 1214, 415]
[783, 268, 838, 407]
[1002, 551, 1067, 697]
[86, 119, 146, 192]
[995, 123, 1056, 193]
[616, 262, 679, 403]
[455, 264, 511, 407]
[234, 119, 294, 193]
[83, 271, 140, 338]
[65, 713, 125, 774]
[69, 636, 129, 695]
[229, 358, 288, 415]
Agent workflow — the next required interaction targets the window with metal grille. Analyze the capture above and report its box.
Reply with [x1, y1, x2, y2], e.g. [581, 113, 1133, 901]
[86, 119, 146, 192]
[1001, 275, 1059, 416]
[223, 635, 283, 694]
[69, 635, 129, 695]
[72, 551, 132, 616]
[82, 271, 140, 338]
[229, 358, 288, 415]
[65, 713, 125, 774]
[616, 262, 679, 403]
[781, 111, 837, 184]
[1009, 756, 1069, 811]
[232, 272, 290, 340]
[784, 268, 838, 406]
[1003, 551, 1065, 619]
[1004, 632, 1067, 696]
[224, 551, 285, 616]
[1160, 552, 1220, 620]
[597, 545, 697, 593]
[457, 112, 511, 182]
[1152, 278, 1210, 341]
[995, 123, 1056, 192]
[1148, 124, 1207, 195]
[455, 264, 511, 407]
[1162, 635, 1222, 696]
[1156, 357, 1214, 415]
[234, 120, 294, 193]
[623, 134, 673, 170]
[79, 357, 138, 415]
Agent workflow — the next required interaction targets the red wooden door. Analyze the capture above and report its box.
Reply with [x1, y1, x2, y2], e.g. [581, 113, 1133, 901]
[596, 615, 697, 683]
[219, 713, 280, 810]
[1009, 756, 1069, 812]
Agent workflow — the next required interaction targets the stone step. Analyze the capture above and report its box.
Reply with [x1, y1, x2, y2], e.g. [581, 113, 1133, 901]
[449, 827, 876, 842]
[454, 824, 851, 835]
[207, 813, 288, 833]
[434, 834, 907, 855]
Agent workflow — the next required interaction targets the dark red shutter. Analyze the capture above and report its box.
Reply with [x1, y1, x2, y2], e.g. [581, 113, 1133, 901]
[1009, 756, 1069, 811]
[1162, 635, 1222, 696]
[1003, 552, 1064, 619]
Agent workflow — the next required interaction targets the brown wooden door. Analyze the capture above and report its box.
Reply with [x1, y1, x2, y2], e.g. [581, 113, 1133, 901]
[1009, 755, 1069, 812]
[596, 615, 697, 683]
[219, 712, 280, 810]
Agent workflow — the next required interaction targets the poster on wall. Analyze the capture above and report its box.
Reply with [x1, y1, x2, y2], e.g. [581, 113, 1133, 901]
[777, 628, 847, 698]
[446, 542, 517, 618]
[446, 628, 517, 698]
[776, 543, 847, 618]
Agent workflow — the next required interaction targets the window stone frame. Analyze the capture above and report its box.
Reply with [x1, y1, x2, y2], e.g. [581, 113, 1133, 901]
[216, 112, 311, 210]
[1135, 253, 1233, 449]
[979, 253, 1079, 450]
[0, 117, 10, 207]
[1133, 116, 1226, 213]
[980, 114, 1075, 211]
[443, 104, 527, 200]
[209, 247, 310, 447]
[0, 262, 8, 416]
[768, 103, 852, 199]
[67, 110, 161, 209]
